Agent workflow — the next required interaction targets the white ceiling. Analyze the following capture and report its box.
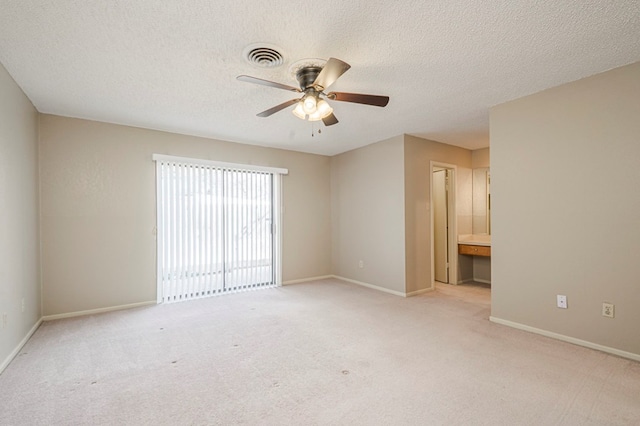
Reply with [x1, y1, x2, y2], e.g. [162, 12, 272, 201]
[1, 1, 639, 156]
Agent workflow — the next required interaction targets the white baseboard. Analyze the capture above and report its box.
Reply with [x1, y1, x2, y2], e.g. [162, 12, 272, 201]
[282, 275, 333, 285]
[0, 318, 42, 376]
[42, 301, 156, 321]
[332, 275, 406, 297]
[286, 275, 431, 298]
[406, 287, 434, 297]
[473, 278, 492, 284]
[489, 316, 640, 362]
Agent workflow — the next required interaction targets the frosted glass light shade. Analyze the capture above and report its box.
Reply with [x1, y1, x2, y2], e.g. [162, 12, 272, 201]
[292, 101, 306, 119]
[308, 100, 333, 121]
[302, 94, 317, 114]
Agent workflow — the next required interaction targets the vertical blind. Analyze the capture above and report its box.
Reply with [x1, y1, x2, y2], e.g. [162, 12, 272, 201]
[154, 155, 287, 303]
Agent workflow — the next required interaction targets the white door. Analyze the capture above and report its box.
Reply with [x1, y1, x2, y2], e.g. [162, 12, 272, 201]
[433, 169, 449, 283]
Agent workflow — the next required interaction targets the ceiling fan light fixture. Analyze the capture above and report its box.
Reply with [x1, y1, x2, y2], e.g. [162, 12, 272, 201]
[308, 99, 333, 121]
[238, 57, 389, 125]
[302, 94, 317, 114]
[292, 101, 306, 119]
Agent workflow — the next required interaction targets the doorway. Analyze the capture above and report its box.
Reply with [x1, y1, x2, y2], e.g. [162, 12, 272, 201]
[431, 162, 457, 287]
[433, 168, 449, 283]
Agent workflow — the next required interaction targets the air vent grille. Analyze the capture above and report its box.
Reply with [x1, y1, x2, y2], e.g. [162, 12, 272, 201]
[244, 45, 284, 68]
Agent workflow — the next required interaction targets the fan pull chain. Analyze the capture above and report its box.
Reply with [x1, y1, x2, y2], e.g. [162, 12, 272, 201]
[311, 123, 322, 138]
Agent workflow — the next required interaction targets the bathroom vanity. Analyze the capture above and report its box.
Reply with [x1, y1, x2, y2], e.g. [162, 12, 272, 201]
[458, 234, 491, 257]
[457, 234, 491, 284]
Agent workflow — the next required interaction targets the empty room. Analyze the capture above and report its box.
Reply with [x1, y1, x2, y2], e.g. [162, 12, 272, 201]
[1, 2, 640, 424]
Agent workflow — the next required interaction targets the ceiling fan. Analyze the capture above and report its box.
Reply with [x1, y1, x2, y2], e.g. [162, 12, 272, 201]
[237, 58, 389, 126]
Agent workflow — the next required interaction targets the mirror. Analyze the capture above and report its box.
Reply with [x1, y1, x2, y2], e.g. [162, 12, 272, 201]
[472, 168, 490, 234]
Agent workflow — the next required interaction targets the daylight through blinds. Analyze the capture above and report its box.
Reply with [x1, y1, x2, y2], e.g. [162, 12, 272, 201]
[156, 159, 276, 303]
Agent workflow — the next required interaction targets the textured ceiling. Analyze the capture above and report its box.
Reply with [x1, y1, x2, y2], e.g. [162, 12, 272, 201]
[1, 1, 639, 156]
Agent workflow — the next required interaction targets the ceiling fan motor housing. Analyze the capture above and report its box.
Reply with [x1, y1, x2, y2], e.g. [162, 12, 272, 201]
[296, 66, 323, 91]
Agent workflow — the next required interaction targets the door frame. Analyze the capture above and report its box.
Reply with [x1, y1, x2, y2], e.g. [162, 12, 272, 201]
[430, 161, 458, 288]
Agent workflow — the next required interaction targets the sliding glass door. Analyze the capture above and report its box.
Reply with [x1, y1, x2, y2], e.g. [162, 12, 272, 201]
[154, 156, 285, 303]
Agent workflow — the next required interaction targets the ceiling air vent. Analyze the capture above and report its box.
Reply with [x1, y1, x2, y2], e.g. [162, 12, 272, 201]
[243, 44, 284, 68]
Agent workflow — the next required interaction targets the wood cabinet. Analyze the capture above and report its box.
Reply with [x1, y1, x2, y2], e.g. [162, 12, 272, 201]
[458, 244, 491, 257]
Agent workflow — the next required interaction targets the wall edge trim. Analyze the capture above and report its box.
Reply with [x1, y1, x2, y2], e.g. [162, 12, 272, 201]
[333, 275, 406, 297]
[0, 319, 42, 376]
[406, 288, 434, 297]
[282, 275, 333, 285]
[42, 301, 156, 321]
[489, 316, 640, 362]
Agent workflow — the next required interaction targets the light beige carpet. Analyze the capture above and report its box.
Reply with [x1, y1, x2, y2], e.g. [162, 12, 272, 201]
[0, 279, 639, 425]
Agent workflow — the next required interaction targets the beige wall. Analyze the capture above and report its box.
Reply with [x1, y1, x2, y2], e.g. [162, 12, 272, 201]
[331, 135, 406, 294]
[0, 63, 40, 367]
[330, 134, 472, 295]
[404, 135, 472, 292]
[471, 147, 490, 169]
[491, 61, 640, 356]
[39, 115, 332, 315]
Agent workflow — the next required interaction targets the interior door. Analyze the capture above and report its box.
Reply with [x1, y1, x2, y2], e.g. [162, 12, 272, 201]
[433, 169, 449, 283]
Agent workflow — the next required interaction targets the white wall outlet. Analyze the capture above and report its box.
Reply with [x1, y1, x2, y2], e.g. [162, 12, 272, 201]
[556, 295, 568, 309]
[2, 313, 7, 328]
[22, 298, 25, 313]
[602, 302, 615, 318]
[358, 260, 364, 269]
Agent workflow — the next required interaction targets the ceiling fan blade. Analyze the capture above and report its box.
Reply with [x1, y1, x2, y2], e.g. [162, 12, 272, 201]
[327, 92, 389, 107]
[237, 75, 301, 93]
[256, 99, 300, 117]
[322, 113, 339, 126]
[312, 58, 351, 90]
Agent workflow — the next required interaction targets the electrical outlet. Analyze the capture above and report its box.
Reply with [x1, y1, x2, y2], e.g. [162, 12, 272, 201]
[2, 313, 7, 328]
[22, 298, 25, 313]
[602, 303, 615, 318]
[358, 260, 364, 269]
[557, 295, 567, 309]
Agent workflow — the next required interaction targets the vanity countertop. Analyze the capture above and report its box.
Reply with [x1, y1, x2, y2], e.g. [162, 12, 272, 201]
[458, 234, 491, 247]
